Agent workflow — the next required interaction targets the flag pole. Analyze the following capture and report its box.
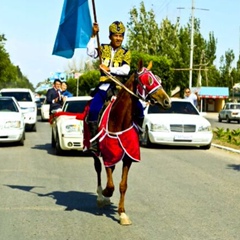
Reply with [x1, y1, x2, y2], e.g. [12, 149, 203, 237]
[91, 0, 102, 64]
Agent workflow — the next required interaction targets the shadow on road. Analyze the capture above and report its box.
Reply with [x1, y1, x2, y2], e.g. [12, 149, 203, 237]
[31, 143, 92, 157]
[227, 164, 240, 171]
[140, 145, 203, 150]
[4, 184, 118, 223]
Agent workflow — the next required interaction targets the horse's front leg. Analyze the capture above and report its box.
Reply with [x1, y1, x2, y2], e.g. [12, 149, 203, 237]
[93, 154, 109, 207]
[118, 157, 132, 225]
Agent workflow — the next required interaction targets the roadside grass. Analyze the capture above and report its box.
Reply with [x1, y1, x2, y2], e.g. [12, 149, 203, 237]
[213, 127, 240, 150]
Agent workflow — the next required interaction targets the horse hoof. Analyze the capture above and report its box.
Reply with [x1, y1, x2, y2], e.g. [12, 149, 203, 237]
[119, 213, 132, 226]
[97, 196, 111, 208]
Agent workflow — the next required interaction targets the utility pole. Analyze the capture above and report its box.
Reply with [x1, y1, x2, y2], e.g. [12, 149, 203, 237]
[189, 0, 195, 89]
[179, 0, 209, 89]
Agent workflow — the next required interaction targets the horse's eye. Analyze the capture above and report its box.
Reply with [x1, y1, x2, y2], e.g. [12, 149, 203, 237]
[148, 76, 153, 86]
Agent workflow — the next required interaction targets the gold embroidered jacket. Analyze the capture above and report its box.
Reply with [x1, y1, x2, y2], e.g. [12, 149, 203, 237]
[99, 44, 131, 82]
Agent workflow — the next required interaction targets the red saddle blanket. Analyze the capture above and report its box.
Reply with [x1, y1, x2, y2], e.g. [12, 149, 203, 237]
[97, 98, 141, 167]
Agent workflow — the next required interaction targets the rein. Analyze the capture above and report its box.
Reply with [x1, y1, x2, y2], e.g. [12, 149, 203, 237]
[100, 66, 163, 105]
[100, 67, 142, 100]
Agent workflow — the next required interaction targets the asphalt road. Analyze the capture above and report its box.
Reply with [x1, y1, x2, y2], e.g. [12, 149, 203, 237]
[0, 118, 240, 240]
[205, 112, 240, 130]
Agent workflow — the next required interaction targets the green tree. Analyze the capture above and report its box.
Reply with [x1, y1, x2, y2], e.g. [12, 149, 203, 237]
[0, 34, 33, 90]
[126, 1, 160, 55]
[130, 51, 173, 94]
[76, 70, 99, 96]
[0, 34, 15, 88]
[219, 49, 235, 89]
[126, 2, 220, 94]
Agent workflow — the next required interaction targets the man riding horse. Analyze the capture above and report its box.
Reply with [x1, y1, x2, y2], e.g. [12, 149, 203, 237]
[86, 21, 144, 153]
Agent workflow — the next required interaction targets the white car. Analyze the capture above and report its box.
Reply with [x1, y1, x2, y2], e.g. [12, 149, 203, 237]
[0, 96, 25, 145]
[35, 96, 46, 115]
[0, 88, 37, 131]
[40, 98, 50, 121]
[141, 98, 213, 149]
[218, 102, 240, 123]
[51, 96, 91, 155]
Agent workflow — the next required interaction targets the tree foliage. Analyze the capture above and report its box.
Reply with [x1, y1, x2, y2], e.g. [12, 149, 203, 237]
[0, 34, 34, 90]
[127, 1, 160, 55]
[130, 51, 173, 94]
[126, 1, 239, 96]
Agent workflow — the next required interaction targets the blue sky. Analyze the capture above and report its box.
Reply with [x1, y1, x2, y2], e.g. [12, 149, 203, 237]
[0, 0, 239, 87]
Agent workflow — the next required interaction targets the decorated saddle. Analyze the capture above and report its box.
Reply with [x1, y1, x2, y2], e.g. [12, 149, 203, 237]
[83, 97, 140, 167]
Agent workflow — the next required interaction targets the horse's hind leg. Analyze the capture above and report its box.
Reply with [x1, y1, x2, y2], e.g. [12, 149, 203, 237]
[118, 157, 132, 225]
[93, 154, 111, 207]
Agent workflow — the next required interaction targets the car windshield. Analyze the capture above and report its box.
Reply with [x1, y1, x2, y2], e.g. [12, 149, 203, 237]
[40, 97, 45, 103]
[148, 101, 199, 115]
[0, 99, 19, 112]
[1, 92, 32, 102]
[230, 104, 240, 110]
[63, 100, 88, 113]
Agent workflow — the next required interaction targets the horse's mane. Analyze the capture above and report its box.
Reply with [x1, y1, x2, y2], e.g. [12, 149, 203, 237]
[116, 72, 135, 99]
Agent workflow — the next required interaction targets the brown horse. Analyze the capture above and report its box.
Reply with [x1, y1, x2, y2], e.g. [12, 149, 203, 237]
[88, 60, 171, 225]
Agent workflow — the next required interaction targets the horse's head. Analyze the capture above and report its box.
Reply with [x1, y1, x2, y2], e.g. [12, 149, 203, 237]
[136, 60, 171, 109]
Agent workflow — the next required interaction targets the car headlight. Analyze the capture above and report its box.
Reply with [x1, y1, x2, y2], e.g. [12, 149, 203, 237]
[28, 107, 36, 112]
[198, 125, 212, 132]
[21, 107, 35, 112]
[64, 124, 80, 133]
[150, 123, 169, 132]
[4, 121, 21, 128]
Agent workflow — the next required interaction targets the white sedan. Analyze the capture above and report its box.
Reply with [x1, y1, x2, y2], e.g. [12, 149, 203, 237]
[51, 96, 91, 155]
[141, 98, 213, 149]
[0, 96, 25, 145]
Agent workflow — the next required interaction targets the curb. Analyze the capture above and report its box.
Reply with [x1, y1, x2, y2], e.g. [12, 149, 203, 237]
[212, 143, 240, 154]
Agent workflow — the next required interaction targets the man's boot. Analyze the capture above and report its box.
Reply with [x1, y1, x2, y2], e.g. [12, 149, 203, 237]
[135, 117, 144, 134]
[88, 121, 99, 153]
[135, 117, 144, 143]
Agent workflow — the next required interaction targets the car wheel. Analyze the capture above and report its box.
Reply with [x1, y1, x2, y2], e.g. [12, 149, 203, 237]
[218, 115, 222, 122]
[51, 129, 56, 148]
[226, 116, 230, 123]
[200, 143, 211, 150]
[55, 132, 64, 155]
[143, 126, 153, 148]
[31, 124, 37, 132]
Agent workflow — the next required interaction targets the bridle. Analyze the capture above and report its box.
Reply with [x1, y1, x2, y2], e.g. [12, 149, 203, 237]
[100, 66, 163, 103]
[135, 67, 163, 103]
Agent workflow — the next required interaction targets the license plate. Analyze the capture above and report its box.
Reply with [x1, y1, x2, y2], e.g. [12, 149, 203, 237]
[174, 135, 192, 141]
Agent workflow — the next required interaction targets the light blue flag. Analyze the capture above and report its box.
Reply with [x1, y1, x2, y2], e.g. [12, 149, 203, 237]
[52, 0, 92, 58]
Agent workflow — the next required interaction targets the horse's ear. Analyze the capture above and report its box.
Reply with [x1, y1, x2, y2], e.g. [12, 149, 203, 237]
[147, 61, 152, 70]
[137, 59, 143, 72]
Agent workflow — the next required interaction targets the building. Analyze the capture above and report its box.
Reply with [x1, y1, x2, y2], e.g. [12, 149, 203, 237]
[195, 87, 229, 112]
